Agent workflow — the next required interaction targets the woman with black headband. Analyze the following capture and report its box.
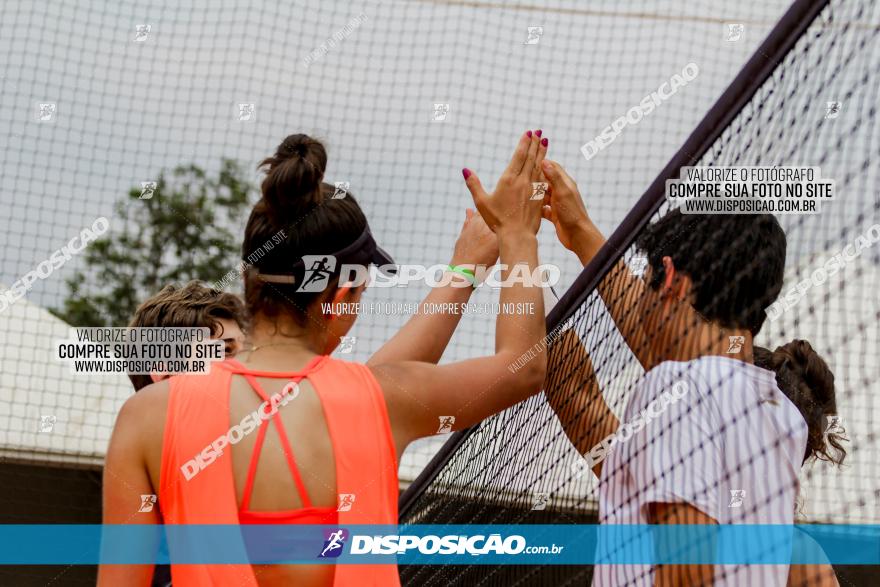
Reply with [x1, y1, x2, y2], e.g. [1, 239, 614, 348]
[100, 130, 551, 586]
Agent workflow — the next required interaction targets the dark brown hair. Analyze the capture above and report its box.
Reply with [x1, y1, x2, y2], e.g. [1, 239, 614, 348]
[754, 340, 847, 466]
[127, 281, 247, 391]
[243, 134, 367, 325]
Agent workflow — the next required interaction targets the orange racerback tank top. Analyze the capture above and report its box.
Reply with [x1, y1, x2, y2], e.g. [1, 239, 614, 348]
[158, 356, 400, 586]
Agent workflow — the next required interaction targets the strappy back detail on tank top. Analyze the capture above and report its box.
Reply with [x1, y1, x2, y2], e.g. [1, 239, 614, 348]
[220, 356, 338, 526]
[159, 355, 400, 586]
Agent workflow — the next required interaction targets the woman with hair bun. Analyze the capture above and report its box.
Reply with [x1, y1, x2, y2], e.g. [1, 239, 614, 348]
[755, 340, 846, 587]
[100, 130, 552, 586]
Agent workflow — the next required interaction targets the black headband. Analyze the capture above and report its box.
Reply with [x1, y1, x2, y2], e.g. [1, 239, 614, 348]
[255, 226, 396, 285]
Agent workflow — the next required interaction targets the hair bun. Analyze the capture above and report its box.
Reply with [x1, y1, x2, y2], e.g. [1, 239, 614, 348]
[773, 339, 835, 406]
[259, 134, 328, 216]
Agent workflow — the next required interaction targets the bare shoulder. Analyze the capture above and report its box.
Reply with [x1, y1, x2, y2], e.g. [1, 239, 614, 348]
[114, 379, 170, 440]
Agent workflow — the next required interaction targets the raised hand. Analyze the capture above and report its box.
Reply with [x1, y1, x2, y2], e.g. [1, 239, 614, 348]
[461, 130, 548, 237]
[450, 208, 499, 269]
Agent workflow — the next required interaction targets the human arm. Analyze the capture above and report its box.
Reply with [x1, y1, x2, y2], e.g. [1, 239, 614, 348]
[649, 502, 717, 587]
[373, 130, 549, 449]
[367, 209, 498, 366]
[540, 159, 658, 370]
[98, 388, 165, 587]
[544, 328, 619, 477]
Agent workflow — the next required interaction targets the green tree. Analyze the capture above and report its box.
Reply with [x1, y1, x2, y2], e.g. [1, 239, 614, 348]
[52, 160, 254, 327]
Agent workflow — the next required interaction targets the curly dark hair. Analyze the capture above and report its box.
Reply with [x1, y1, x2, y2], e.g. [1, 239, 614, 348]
[754, 340, 847, 466]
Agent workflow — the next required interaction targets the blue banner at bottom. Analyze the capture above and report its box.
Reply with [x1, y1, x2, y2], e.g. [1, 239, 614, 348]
[0, 524, 878, 565]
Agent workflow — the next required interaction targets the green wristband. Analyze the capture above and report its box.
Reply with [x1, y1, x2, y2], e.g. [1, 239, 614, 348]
[447, 265, 477, 288]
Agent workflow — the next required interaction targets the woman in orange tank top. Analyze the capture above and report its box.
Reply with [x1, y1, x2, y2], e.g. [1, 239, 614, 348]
[100, 131, 551, 586]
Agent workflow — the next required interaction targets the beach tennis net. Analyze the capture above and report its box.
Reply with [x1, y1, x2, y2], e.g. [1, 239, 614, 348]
[399, 0, 880, 584]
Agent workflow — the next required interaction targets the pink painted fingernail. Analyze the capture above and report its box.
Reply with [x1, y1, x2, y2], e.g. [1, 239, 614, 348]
[535, 129, 543, 137]
[527, 130, 533, 138]
[462, 168, 471, 180]
[541, 138, 549, 147]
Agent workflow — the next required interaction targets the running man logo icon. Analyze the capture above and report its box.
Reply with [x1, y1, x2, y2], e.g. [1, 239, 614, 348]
[524, 26, 543, 45]
[297, 255, 338, 293]
[139, 494, 157, 513]
[531, 182, 548, 200]
[726, 23, 744, 41]
[338, 336, 356, 354]
[825, 101, 842, 119]
[437, 416, 455, 434]
[38, 415, 56, 433]
[531, 492, 549, 510]
[332, 182, 349, 199]
[140, 181, 157, 199]
[37, 103, 56, 122]
[134, 24, 151, 42]
[729, 489, 746, 508]
[629, 254, 648, 277]
[238, 103, 255, 121]
[727, 335, 745, 354]
[823, 414, 844, 440]
[337, 494, 356, 512]
[318, 529, 349, 558]
[432, 103, 449, 122]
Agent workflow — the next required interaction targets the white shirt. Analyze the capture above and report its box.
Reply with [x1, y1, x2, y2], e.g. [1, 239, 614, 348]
[593, 356, 808, 586]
